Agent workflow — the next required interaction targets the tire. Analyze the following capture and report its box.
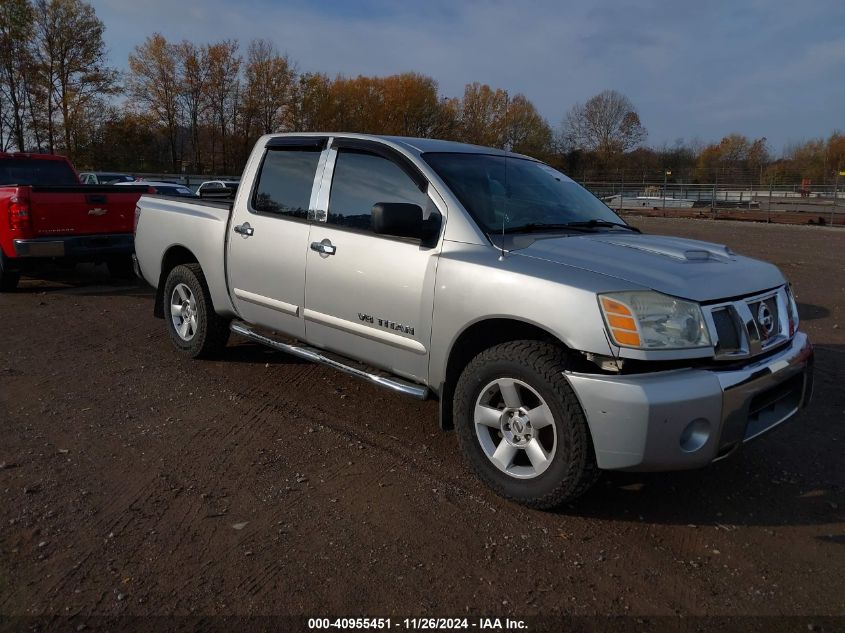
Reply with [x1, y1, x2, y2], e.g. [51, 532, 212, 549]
[0, 252, 20, 292]
[163, 263, 230, 358]
[454, 340, 599, 509]
[106, 255, 134, 280]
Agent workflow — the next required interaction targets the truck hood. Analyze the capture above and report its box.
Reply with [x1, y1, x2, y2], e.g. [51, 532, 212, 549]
[510, 232, 785, 302]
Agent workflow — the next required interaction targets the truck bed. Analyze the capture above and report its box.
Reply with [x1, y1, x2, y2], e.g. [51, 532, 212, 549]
[133, 194, 236, 319]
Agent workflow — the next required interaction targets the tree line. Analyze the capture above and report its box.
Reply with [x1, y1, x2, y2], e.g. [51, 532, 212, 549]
[1, 0, 842, 185]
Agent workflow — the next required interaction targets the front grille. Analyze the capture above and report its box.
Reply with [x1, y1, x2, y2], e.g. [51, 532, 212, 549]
[712, 308, 740, 354]
[705, 287, 790, 360]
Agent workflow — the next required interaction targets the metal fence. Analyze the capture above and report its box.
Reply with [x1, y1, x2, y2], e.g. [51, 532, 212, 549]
[129, 172, 844, 225]
[578, 181, 844, 226]
[581, 181, 844, 200]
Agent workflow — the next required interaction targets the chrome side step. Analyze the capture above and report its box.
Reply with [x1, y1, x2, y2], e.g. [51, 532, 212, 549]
[230, 321, 429, 400]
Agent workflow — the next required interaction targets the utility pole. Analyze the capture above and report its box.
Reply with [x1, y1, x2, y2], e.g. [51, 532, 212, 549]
[767, 178, 773, 223]
[832, 169, 843, 226]
[711, 170, 718, 216]
[663, 169, 671, 216]
[619, 169, 625, 213]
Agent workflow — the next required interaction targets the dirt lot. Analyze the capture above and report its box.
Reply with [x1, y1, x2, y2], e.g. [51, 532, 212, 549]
[618, 204, 845, 227]
[1, 218, 844, 630]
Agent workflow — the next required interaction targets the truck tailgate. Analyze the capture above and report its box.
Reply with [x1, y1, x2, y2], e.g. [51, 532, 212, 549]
[28, 186, 150, 236]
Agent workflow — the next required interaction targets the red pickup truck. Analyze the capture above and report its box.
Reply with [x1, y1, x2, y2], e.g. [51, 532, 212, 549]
[0, 152, 151, 291]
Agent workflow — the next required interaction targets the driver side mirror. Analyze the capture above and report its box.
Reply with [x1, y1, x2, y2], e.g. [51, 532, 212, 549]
[371, 202, 441, 246]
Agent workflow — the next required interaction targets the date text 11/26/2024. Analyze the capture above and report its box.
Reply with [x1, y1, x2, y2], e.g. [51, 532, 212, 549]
[307, 618, 528, 630]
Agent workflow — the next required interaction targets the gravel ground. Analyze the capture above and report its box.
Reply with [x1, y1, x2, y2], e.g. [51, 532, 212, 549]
[1, 218, 843, 631]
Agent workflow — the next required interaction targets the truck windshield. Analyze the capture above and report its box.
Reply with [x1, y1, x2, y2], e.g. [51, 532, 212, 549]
[423, 152, 626, 234]
[0, 158, 79, 186]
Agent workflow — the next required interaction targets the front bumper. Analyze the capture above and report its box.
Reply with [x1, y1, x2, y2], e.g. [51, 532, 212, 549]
[565, 331, 813, 471]
[13, 234, 133, 260]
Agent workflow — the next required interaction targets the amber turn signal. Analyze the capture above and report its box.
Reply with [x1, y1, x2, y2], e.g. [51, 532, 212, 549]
[600, 296, 641, 347]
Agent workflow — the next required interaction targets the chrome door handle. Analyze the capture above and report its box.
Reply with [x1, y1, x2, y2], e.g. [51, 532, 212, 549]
[310, 239, 336, 256]
[233, 222, 254, 236]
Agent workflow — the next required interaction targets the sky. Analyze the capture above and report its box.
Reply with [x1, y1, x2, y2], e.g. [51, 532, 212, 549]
[91, 0, 844, 153]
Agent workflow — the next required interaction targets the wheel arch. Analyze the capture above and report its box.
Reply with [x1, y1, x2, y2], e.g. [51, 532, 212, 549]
[438, 317, 581, 431]
[154, 245, 199, 318]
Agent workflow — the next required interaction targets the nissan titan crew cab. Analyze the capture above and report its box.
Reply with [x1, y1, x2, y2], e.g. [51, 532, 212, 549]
[133, 134, 814, 509]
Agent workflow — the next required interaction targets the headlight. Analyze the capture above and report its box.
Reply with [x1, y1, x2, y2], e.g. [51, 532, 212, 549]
[598, 291, 711, 350]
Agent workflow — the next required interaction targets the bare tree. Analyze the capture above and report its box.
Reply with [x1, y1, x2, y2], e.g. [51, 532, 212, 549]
[32, 0, 118, 160]
[243, 39, 294, 136]
[205, 40, 240, 172]
[128, 33, 181, 172]
[176, 40, 210, 171]
[563, 90, 647, 156]
[0, 0, 34, 151]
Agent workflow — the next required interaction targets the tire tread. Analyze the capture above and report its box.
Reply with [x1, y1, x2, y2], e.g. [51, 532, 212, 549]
[454, 340, 600, 509]
[164, 263, 230, 358]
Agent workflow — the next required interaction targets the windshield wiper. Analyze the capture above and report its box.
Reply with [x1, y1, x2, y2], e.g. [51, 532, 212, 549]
[563, 219, 641, 233]
[500, 220, 640, 234]
[501, 223, 576, 234]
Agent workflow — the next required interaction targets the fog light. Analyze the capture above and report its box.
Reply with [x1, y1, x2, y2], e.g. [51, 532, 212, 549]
[679, 418, 711, 453]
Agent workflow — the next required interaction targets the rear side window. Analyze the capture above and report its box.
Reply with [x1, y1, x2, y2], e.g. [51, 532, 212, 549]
[0, 158, 78, 186]
[327, 149, 427, 231]
[252, 148, 321, 218]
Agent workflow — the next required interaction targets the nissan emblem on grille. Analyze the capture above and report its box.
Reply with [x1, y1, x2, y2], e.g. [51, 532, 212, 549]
[757, 302, 775, 338]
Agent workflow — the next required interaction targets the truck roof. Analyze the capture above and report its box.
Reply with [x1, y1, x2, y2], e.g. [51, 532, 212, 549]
[265, 133, 534, 160]
[0, 152, 72, 162]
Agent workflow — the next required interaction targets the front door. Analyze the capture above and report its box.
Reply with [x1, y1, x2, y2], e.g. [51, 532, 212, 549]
[303, 144, 442, 383]
[227, 141, 328, 338]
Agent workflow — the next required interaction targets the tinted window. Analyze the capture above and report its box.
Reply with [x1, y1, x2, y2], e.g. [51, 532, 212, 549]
[252, 149, 321, 218]
[0, 159, 79, 186]
[154, 185, 192, 196]
[327, 150, 427, 231]
[423, 153, 623, 232]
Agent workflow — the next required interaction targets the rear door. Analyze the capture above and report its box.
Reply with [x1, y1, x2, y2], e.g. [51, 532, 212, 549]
[303, 140, 442, 383]
[226, 138, 328, 339]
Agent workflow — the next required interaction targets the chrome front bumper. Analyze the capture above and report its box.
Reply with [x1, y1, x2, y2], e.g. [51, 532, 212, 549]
[565, 332, 813, 471]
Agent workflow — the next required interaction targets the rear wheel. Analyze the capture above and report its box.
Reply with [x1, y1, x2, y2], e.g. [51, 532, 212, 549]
[0, 252, 20, 292]
[454, 340, 599, 509]
[163, 263, 230, 358]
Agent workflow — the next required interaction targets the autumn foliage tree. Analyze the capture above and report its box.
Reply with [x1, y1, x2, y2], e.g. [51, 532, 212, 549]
[2, 0, 842, 185]
[242, 39, 295, 137]
[695, 134, 770, 183]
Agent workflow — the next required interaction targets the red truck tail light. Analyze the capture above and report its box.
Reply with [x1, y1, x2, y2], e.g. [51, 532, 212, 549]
[133, 187, 153, 236]
[8, 194, 33, 233]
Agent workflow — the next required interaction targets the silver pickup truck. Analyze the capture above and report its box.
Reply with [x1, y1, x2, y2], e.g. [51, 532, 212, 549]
[133, 133, 814, 509]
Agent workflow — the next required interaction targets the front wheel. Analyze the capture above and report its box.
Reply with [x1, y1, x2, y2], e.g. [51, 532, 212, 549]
[163, 263, 230, 358]
[454, 341, 599, 509]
